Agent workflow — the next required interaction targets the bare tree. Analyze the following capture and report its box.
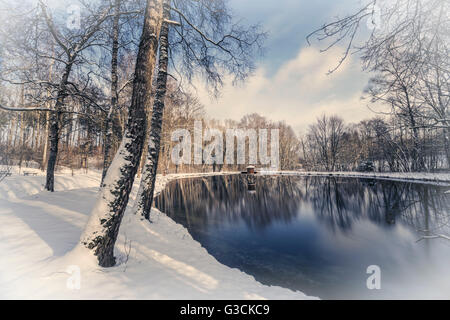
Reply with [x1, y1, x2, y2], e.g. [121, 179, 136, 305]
[101, 0, 123, 185]
[365, 47, 426, 170]
[168, 0, 266, 93]
[277, 121, 300, 170]
[135, 0, 266, 220]
[0, 0, 118, 191]
[0, 143, 11, 183]
[328, 116, 345, 171]
[308, 0, 449, 170]
[304, 115, 346, 171]
[135, 1, 171, 220]
[81, 0, 165, 267]
[101, 0, 145, 184]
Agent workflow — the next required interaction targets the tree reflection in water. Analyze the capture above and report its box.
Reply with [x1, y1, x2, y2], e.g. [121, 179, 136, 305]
[154, 175, 450, 299]
[156, 175, 449, 235]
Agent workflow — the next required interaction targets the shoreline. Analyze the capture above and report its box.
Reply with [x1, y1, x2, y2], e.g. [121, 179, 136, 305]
[153, 171, 450, 189]
[257, 170, 450, 185]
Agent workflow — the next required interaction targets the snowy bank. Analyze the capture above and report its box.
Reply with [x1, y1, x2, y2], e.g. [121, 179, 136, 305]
[259, 170, 450, 185]
[0, 172, 315, 300]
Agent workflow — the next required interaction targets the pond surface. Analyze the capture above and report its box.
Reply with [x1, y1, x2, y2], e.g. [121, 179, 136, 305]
[154, 175, 450, 299]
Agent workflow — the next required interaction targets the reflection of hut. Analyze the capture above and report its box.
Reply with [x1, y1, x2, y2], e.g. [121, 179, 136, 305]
[247, 173, 256, 193]
[248, 182, 256, 193]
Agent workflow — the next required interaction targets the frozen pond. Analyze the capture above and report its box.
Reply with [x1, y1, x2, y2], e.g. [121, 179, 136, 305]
[155, 175, 450, 299]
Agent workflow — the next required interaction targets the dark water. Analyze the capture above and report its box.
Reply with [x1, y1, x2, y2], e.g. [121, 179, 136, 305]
[154, 175, 450, 299]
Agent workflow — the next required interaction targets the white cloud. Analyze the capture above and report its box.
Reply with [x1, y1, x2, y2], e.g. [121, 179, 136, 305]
[196, 45, 377, 133]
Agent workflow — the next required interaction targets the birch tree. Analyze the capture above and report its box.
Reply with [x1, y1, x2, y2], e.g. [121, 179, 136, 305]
[135, 0, 266, 220]
[135, 2, 171, 220]
[100, 0, 145, 184]
[101, 0, 122, 185]
[80, 0, 165, 267]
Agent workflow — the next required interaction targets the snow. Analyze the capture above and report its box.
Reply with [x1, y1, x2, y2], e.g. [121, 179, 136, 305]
[0, 170, 316, 299]
[80, 136, 133, 247]
[261, 170, 450, 184]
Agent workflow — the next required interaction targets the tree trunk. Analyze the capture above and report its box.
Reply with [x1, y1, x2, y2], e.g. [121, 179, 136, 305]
[136, 3, 170, 220]
[41, 48, 55, 172]
[101, 0, 121, 185]
[33, 112, 40, 153]
[7, 114, 16, 152]
[136, 94, 154, 178]
[41, 110, 49, 171]
[18, 87, 25, 173]
[403, 86, 424, 171]
[80, 0, 164, 267]
[45, 109, 61, 191]
[443, 127, 450, 169]
[45, 63, 72, 192]
[18, 114, 25, 173]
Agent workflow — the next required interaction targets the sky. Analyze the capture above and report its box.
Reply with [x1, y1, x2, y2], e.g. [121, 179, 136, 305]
[195, 0, 377, 134]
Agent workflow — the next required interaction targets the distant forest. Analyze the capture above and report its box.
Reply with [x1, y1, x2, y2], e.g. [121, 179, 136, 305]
[1, 104, 448, 173]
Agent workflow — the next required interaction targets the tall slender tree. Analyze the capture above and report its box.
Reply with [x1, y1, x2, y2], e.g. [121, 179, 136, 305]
[102, 0, 122, 185]
[81, 0, 165, 267]
[135, 1, 171, 219]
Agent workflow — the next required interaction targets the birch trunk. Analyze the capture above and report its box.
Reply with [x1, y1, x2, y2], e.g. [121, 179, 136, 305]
[444, 127, 450, 169]
[33, 112, 40, 152]
[41, 110, 49, 171]
[80, 0, 164, 267]
[45, 63, 72, 192]
[101, 0, 121, 185]
[136, 3, 170, 220]
[41, 56, 54, 171]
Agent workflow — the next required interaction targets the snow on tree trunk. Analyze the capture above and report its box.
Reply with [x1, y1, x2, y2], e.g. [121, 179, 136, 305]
[101, 0, 121, 186]
[135, 3, 170, 220]
[80, 0, 164, 267]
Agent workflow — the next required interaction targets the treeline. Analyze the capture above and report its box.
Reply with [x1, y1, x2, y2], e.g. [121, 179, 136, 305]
[300, 114, 448, 172]
[0, 104, 301, 173]
[4, 101, 449, 176]
[306, 0, 449, 173]
[0, 80, 197, 174]
[1, 87, 448, 175]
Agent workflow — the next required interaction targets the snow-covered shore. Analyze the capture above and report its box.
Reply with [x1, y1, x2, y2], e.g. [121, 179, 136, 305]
[260, 170, 450, 185]
[0, 171, 315, 300]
